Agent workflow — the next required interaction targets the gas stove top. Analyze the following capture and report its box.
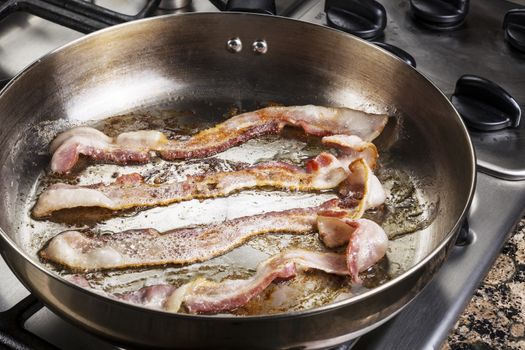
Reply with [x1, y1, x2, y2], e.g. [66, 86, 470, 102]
[0, 1, 524, 349]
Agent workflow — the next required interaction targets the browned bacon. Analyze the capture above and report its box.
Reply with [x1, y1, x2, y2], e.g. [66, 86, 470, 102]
[40, 206, 322, 271]
[70, 226, 387, 315]
[165, 249, 349, 314]
[39, 158, 386, 272]
[169, 218, 388, 313]
[71, 249, 349, 314]
[317, 158, 386, 219]
[33, 154, 348, 218]
[34, 134, 378, 218]
[50, 105, 388, 174]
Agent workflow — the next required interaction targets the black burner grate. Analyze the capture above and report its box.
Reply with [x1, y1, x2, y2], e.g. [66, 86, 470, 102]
[0, 295, 56, 350]
[0, 0, 161, 33]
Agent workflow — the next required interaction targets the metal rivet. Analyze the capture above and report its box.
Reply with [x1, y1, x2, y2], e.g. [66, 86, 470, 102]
[226, 37, 242, 53]
[252, 39, 268, 54]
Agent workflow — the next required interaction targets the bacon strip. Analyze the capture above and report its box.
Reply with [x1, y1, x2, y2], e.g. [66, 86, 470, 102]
[317, 158, 386, 219]
[40, 206, 322, 271]
[164, 249, 349, 314]
[33, 135, 377, 218]
[71, 224, 387, 315]
[317, 217, 388, 283]
[68, 249, 348, 314]
[50, 105, 388, 174]
[171, 219, 388, 313]
[39, 159, 386, 272]
[321, 134, 379, 169]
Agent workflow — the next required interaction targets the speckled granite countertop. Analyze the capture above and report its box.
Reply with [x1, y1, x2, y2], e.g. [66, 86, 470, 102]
[442, 219, 525, 349]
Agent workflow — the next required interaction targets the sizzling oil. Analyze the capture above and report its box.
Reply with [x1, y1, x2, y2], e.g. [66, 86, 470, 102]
[21, 111, 433, 315]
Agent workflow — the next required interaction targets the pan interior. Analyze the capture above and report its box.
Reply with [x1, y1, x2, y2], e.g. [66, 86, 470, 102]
[14, 100, 434, 315]
[0, 13, 471, 317]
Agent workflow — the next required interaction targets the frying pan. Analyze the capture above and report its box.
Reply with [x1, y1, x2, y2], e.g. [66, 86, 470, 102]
[0, 13, 475, 349]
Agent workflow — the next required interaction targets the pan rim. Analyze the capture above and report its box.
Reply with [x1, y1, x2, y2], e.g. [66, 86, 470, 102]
[0, 11, 477, 321]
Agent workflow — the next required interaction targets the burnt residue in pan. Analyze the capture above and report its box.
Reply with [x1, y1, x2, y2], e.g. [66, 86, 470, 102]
[370, 168, 437, 240]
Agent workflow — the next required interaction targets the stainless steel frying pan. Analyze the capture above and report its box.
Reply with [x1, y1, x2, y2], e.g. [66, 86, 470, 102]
[0, 13, 475, 349]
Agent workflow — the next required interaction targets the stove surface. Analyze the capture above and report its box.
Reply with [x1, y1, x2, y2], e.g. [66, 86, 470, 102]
[0, 1, 524, 349]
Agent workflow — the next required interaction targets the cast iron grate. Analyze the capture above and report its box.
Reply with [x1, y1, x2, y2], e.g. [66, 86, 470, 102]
[0, 295, 56, 350]
[0, 0, 161, 33]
